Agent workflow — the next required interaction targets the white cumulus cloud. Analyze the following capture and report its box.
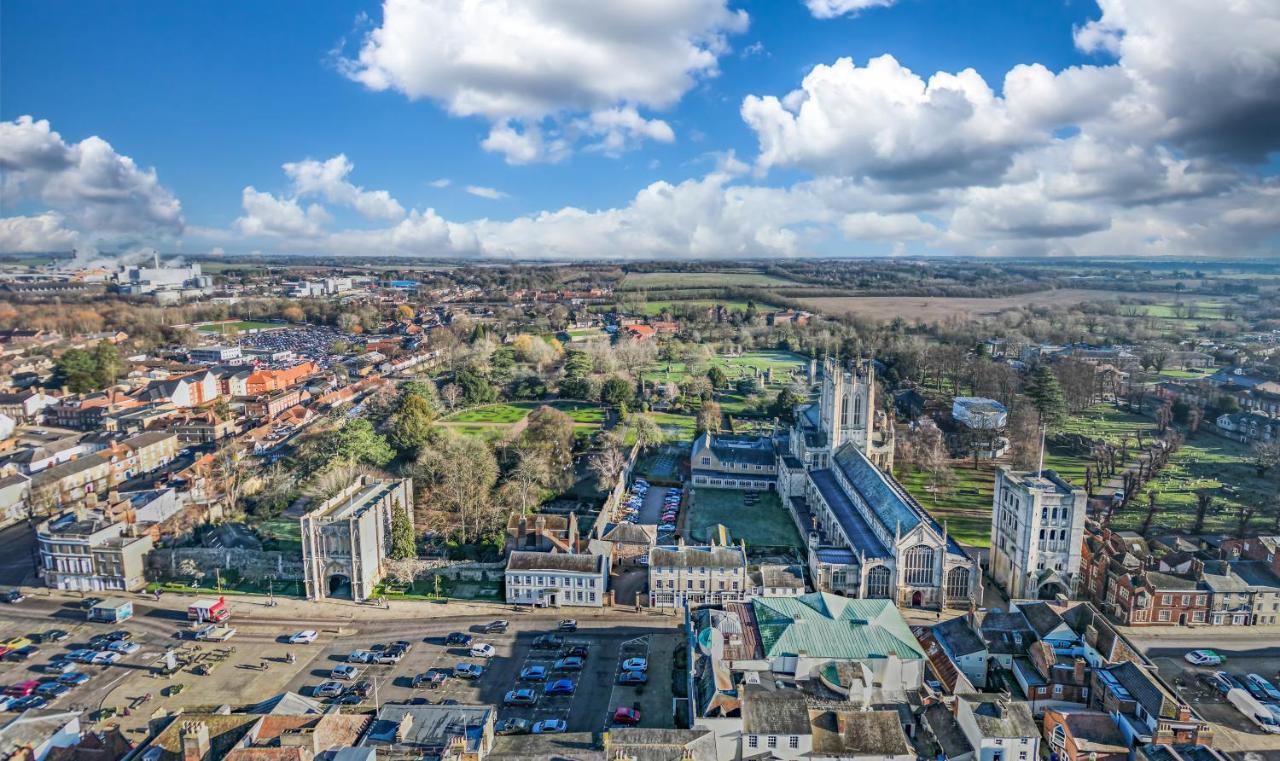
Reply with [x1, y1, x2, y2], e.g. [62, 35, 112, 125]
[340, 0, 747, 162]
[804, 0, 897, 19]
[282, 154, 405, 221]
[0, 212, 80, 252]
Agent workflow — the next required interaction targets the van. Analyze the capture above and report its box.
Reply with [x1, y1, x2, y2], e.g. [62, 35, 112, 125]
[1227, 688, 1280, 734]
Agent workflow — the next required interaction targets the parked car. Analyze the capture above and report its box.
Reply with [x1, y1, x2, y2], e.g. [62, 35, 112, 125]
[495, 718, 531, 736]
[316, 681, 344, 698]
[445, 632, 473, 646]
[57, 672, 90, 687]
[41, 630, 70, 643]
[483, 620, 509, 634]
[504, 688, 539, 706]
[106, 631, 132, 642]
[392, 640, 413, 652]
[544, 678, 575, 696]
[90, 651, 121, 665]
[347, 650, 374, 664]
[520, 665, 548, 681]
[376, 650, 403, 665]
[454, 663, 483, 679]
[4, 680, 40, 697]
[36, 682, 71, 700]
[6, 646, 39, 661]
[618, 670, 648, 685]
[331, 665, 359, 680]
[333, 693, 362, 705]
[11, 695, 47, 710]
[2, 590, 26, 604]
[622, 658, 648, 672]
[66, 650, 95, 664]
[1245, 674, 1280, 702]
[612, 706, 641, 726]
[289, 630, 319, 644]
[554, 656, 584, 672]
[531, 719, 567, 734]
[470, 643, 495, 658]
[533, 634, 563, 649]
[564, 644, 589, 659]
[347, 680, 373, 698]
[106, 640, 140, 655]
[88, 635, 112, 649]
[1185, 650, 1225, 666]
[1210, 671, 1245, 695]
[413, 671, 447, 689]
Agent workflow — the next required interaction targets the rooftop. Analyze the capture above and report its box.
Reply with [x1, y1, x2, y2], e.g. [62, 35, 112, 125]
[750, 593, 925, 661]
[506, 550, 602, 575]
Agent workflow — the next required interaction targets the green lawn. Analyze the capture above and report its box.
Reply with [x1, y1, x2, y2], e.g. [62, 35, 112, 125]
[441, 400, 605, 442]
[445, 403, 538, 424]
[644, 412, 698, 443]
[687, 488, 803, 549]
[255, 517, 301, 552]
[896, 465, 995, 548]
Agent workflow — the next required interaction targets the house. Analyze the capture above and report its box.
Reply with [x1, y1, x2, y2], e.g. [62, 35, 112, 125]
[1093, 661, 1213, 746]
[360, 704, 494, 760]
[925, 696, 1039, 761]
[504, 513, 580, 555]
[137, 370, 219, 409]
[753, 564, 806, 597]
[690, 432, 778, 491]
[504, 550, 608, 608]
[0, 389, 59, 422]
[0, 710, 83, 761]
[37, 508, 154, 591]
[920, 613, 988, 692]
[131, 712, 369, 761]
[648, 543, 748, 608]
[0, 473, 31, 528]
[738, 685, 913, 761]
[1044, 709, 1129, 761]
[1214, 411, 1278, 443]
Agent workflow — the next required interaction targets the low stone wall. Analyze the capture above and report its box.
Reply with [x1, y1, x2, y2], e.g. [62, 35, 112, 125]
[148, 547, 306, 581]
[428, 561, 505, 582]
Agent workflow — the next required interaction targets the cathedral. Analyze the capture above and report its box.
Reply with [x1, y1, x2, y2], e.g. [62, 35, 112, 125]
[691, 357, 981, 610]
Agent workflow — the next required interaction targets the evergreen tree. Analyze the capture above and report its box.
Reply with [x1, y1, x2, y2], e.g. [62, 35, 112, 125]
[389, 393, 435, 453]
[54, 348, 99, 393]
[1025, 365, 1067, 429]
[389, 499, 416, 560]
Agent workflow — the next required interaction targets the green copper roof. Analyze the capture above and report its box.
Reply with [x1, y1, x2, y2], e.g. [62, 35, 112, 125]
[752, 592, 925, 661]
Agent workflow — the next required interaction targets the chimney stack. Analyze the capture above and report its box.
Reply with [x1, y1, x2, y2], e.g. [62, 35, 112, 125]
[1074, 657, 1087, 685]
[180, 721, 211, 761]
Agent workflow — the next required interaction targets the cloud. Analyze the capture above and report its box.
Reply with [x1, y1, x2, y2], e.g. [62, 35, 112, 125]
[573, 107, 675, 157]
[804, 0, 897, 19]
[465, 185, 508, 200]
[427, 178, 452, 188]
[0, 115, 183, 235]
[0, 212, 80, 252]
[340, 0, 747, 162]
[234, 187, 331, 238]
[282, 154, 405, 220]
[742, 55, 1032, 186]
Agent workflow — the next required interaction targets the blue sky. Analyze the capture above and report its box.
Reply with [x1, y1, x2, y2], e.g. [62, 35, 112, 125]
[2, 0, 1277, 259]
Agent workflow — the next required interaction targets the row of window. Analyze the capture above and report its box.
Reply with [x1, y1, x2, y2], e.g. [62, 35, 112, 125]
[655, 579, 740, 590]
[745, 735, 801, 750]
[507, 574, 599, 589]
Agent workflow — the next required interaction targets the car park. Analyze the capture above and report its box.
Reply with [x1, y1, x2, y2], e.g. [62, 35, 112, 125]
[289, 630, 318, 644]
[106, 640, 140, 655]
[445, 632, 473, 646]
[469, 643, 495, 658]
[315, 681, 344, 698]
[331, 665, 359, 680]
[520, 665, 548, 681]
[531, 719, 567, 734]
[544, 678, 575, 696]
[1185, 650, 1225, 666]
[554, 656, 584, 672]
[618, 670, 647, 685]
[495, 718, 530, 736]
[454, 663, 483, 679]
[622, 658, 648, 672]
[483, 620, 509, 633]
[612, 706, 641, 726]
[504, 688, 539, 706]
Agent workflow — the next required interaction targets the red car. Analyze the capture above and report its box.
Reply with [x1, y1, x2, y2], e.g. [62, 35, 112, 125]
[612, 706, 641, 726]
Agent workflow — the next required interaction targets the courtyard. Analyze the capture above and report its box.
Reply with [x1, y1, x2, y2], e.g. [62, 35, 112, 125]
[685, 487, 803, 551]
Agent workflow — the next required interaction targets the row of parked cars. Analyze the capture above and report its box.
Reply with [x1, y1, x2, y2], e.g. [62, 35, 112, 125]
[0, 628, 115, 711]
[1183, 649, 1280, 733]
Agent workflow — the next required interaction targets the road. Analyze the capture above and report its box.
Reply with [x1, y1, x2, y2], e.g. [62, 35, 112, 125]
[0, 520, 38, 587]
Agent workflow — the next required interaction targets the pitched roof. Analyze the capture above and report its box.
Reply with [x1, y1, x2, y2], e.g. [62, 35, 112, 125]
[1109, 661, 1176, 719]
[741, 686, 810, 734]
[1018, 601, 1066, 639]
[1051, 709, 1129, 755]
[750, 593, 925, 661]
[809, 708, 912, 757]
[809, 468, 890, 559]
[506, 550, 602, 574]
[650, 544, 745, 569]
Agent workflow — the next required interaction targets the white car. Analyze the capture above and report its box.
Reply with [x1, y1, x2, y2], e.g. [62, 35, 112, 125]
[331, 664, 359, 680]
[470, 643, 496, 658]
[622, 657, 648, 672]
[289, 630, 319, 644]
[106, 640, 140, 655]
[1184, 649, 1225, 666]
[315, 681, 343, 698]
[90, 651, 121, 665]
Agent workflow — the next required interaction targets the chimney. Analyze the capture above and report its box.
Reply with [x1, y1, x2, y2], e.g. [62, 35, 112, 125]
[836, 712, 847, 737]
[1074, 657, 1087, 685]
[180, 721, 211, 761]
[1191, 558, 1205, 580]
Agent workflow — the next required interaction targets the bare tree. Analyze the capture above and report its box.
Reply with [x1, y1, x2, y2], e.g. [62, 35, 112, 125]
[589, 446, 627, 491]
[1251, 439, 1280, 478]
[383, 556, 431, 592]
[507, 448, 551, 517]
[1193, 491, 1213, 535]
[440, 383, 462, 412]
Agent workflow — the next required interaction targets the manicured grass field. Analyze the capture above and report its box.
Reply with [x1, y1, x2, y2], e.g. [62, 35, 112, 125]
[687, 488, 803, 549]
[643, 412, 698, 442]
[621, 271, 800, 289]
[896, 465, 995, 548]
[446, 403, 536, 424]
[440, 400, 605, 441]
[196, 320, 286, 334]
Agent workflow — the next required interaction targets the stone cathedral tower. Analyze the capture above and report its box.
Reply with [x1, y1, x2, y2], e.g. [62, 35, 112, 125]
[818, 356, 876, 454]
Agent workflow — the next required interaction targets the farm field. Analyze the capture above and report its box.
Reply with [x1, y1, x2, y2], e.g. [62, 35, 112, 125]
[626, 299, 782, 317]
[621, 271, 801, 289]
[797, 289, 1171, 322]
[686, 488, 803, 550]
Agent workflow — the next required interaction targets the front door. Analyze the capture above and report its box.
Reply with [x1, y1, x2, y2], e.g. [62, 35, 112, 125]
[911, 591, 923, 607]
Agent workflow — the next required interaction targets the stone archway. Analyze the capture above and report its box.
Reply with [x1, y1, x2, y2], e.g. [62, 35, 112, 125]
[1037, 580, 1068, 600]
[327, 573, 352, 599]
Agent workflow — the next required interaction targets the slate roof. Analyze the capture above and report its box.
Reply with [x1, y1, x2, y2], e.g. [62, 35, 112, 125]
[968, 698, 1039, 738]
[809, 708, 912, 757]
[692, 432, 776, 466]
[758, 564, 805, 589]
[362, 704, 492, 753]
[1018, 601, 1066, 640]
[809, 468, 890, 559]
[741, 686, 810, 734]
[934, 615, 986, 657]
[750, 593, 925, 661]
[1109, 661, 1175, 719]
[1052, 709, 1129, 755]
[506, 550, 602, 575]
[650, 544, 745, 570]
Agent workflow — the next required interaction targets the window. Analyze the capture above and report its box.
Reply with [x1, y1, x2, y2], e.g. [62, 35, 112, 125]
[789, 736, 799, 749]
[747, 737, 758, 749]
[947, 567, 971, 600]
[767, 736, 777, 749]
[701, 457, 710, 465]
[904, 545, 935, 586]
[866, 566, 891, 598]
[1162, 594, 1172, 606]
[1158, 610, 1171, 622]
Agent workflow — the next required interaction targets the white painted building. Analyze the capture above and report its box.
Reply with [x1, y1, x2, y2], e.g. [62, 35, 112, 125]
[648, 543, 748, 608]
[505, 550, 608, 608]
